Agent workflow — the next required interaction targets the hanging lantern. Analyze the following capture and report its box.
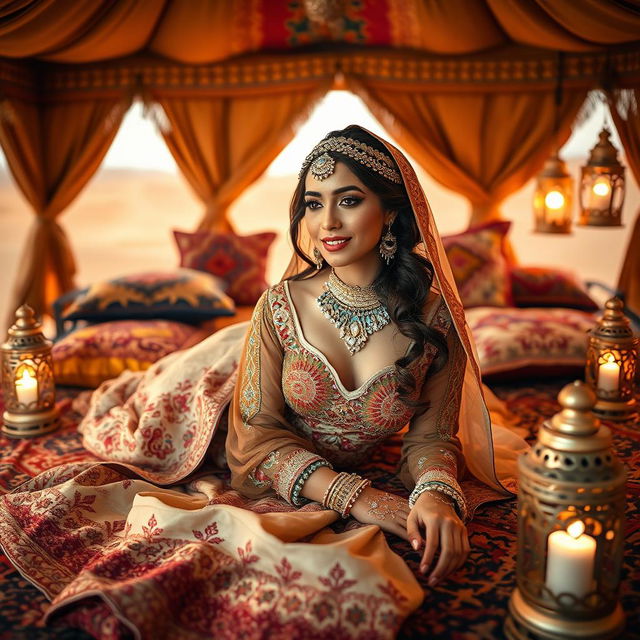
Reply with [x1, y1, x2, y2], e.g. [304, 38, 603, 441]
[1, 305, 58, 438]
[505, 380, 626, 640]
[533, 154, 574, 233]
[579, 127, 626, 227]
[585, 297, 638, 422]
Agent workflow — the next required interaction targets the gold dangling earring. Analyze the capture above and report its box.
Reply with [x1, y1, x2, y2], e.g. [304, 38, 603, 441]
[379, 223, 397, 265]
[313, 247, 324, 270]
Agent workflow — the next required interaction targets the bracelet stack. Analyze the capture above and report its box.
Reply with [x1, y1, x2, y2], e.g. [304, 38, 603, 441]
[322, 472, 371, 518]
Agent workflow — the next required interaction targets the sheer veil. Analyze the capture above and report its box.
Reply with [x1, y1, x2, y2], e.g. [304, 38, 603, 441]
[283, 126, 527, 496]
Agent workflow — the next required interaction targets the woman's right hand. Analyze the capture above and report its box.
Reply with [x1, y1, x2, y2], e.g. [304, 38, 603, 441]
[349, 486, 411, 541]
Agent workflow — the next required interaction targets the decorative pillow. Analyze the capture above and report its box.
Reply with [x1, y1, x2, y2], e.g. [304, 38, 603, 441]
[442, 221, 512, 308]
[52, 319, 211, 388]
[510, 266, 599, 311]
[61, 269, 235, 324]
[174, 229, 276, 306]
[466, 306, 595, 379]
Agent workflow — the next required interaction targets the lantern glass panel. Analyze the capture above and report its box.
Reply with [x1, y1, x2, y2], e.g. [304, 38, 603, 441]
[579, 168, 625, 226]
[533, 175, 573, 233]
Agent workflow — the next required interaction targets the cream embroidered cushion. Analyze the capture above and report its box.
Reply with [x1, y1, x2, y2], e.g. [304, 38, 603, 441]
[466, 306, 596, 379]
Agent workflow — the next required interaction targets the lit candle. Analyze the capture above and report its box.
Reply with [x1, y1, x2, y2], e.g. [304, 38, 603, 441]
[544, 190, 566, 225]
[590, 178, 611, 209]
[598, 353, 620, 393]
[545, 521, 596, 598]
[15, 369, 38, 407]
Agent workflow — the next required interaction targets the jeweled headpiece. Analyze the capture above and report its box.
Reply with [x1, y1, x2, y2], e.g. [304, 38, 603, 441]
[300, 136, 403, 184]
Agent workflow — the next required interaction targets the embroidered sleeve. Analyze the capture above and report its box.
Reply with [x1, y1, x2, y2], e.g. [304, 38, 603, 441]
[226, 286, 331, 503]
[399, 296, 469, 521]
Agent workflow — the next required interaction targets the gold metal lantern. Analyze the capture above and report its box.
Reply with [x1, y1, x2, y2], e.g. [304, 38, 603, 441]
[505, 381, 626, 640]
[533, 154, 574, 234]
[586, 298, 638, 422]
[579, 127, 626, 227]
[1, 305, 58, 438]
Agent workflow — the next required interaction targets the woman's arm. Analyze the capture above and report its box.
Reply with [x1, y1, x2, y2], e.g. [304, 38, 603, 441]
[401, 298, 470, 583]
[226, 289, 333, 505]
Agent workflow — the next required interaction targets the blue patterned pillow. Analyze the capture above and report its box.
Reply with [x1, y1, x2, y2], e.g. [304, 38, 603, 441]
[61, 269, 236, 324]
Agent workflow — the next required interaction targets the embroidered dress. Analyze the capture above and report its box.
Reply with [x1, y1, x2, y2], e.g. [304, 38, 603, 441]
[226, 282, 468, 518]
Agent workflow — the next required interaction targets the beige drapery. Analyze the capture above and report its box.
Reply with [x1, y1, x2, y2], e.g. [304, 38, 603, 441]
[154, 87, 330, 231]
[0, 92, 129, 320]
[609, 89, 640, 316]
[344, 75, 587, 253]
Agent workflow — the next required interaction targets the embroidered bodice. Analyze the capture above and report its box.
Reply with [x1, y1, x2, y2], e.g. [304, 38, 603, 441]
[275, 281, 429, 466]
[226, 281, 469, 518]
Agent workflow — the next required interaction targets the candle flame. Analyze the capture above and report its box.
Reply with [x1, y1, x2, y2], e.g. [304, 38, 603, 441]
[19, 369, 34, 383]
[604, 353, 616, 365]
[592, 179, 611, 197]
[567, 520, 585, 539]
[544, 190, 565, 210]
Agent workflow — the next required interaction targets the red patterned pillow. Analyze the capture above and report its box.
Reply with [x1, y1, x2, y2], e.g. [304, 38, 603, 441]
[466, 306, 595, 379]
[442, 221, 512, 308]
[174, 230, 276, 305]
[510, 266, 599, 311]
[52, 320, 210, 388]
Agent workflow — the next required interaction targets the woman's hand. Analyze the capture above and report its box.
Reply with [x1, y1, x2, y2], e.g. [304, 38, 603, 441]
[349, 486, 411, 541]
[406, 491, 470, 586]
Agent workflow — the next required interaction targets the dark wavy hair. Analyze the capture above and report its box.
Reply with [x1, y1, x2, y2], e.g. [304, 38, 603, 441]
[287, 125, 448, 408]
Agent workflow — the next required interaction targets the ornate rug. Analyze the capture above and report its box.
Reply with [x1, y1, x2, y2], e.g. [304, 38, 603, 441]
[0, 380, 638, 640]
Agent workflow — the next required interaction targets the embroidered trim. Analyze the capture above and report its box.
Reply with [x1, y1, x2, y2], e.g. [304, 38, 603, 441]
[272, 448, 331, 505]
[409, 468, 468, 521]
[436, 325, 466, 441]
[240, 290, 268, 424]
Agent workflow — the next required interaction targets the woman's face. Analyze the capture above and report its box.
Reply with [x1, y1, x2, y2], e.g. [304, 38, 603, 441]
[303, 160, 394, 275]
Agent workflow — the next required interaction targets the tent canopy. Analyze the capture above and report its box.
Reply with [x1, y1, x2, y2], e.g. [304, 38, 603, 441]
[1, 0, 639, 318]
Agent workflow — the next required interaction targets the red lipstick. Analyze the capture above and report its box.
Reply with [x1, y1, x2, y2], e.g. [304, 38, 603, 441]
[321, 237, 351, 252]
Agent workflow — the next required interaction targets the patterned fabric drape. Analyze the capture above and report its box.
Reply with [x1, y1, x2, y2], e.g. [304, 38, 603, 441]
[345, 75, 587, 231]
[0, 91, 129, 319]
[1, 0, 640, 62]
[154, 87, 330, 231]
[609, 88, 640, 315]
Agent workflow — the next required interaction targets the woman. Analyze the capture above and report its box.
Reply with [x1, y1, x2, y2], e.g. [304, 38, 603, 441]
[0, 126, 526, 639]
[228, 125, 476, 585]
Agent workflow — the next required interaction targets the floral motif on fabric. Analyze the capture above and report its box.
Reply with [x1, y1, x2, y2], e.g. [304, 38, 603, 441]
[361, 377, 414, 431]
[248, 450, 281, 488]
[0, 465, 416, 639]
[240, 291, 267, 424]
[283, 356, 332, 413]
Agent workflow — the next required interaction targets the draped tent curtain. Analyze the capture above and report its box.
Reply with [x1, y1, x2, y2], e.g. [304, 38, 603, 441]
[2, 0, 640, 62]
[155, 87, 331, 232]
[609, 88, 640, 316]
[344, 75, 587, 243]
[0, 89, 130, 322]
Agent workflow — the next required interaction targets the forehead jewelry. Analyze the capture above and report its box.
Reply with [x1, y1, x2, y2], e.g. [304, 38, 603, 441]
[316, 269, 390, 355]
[301, 136, 402, 184]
